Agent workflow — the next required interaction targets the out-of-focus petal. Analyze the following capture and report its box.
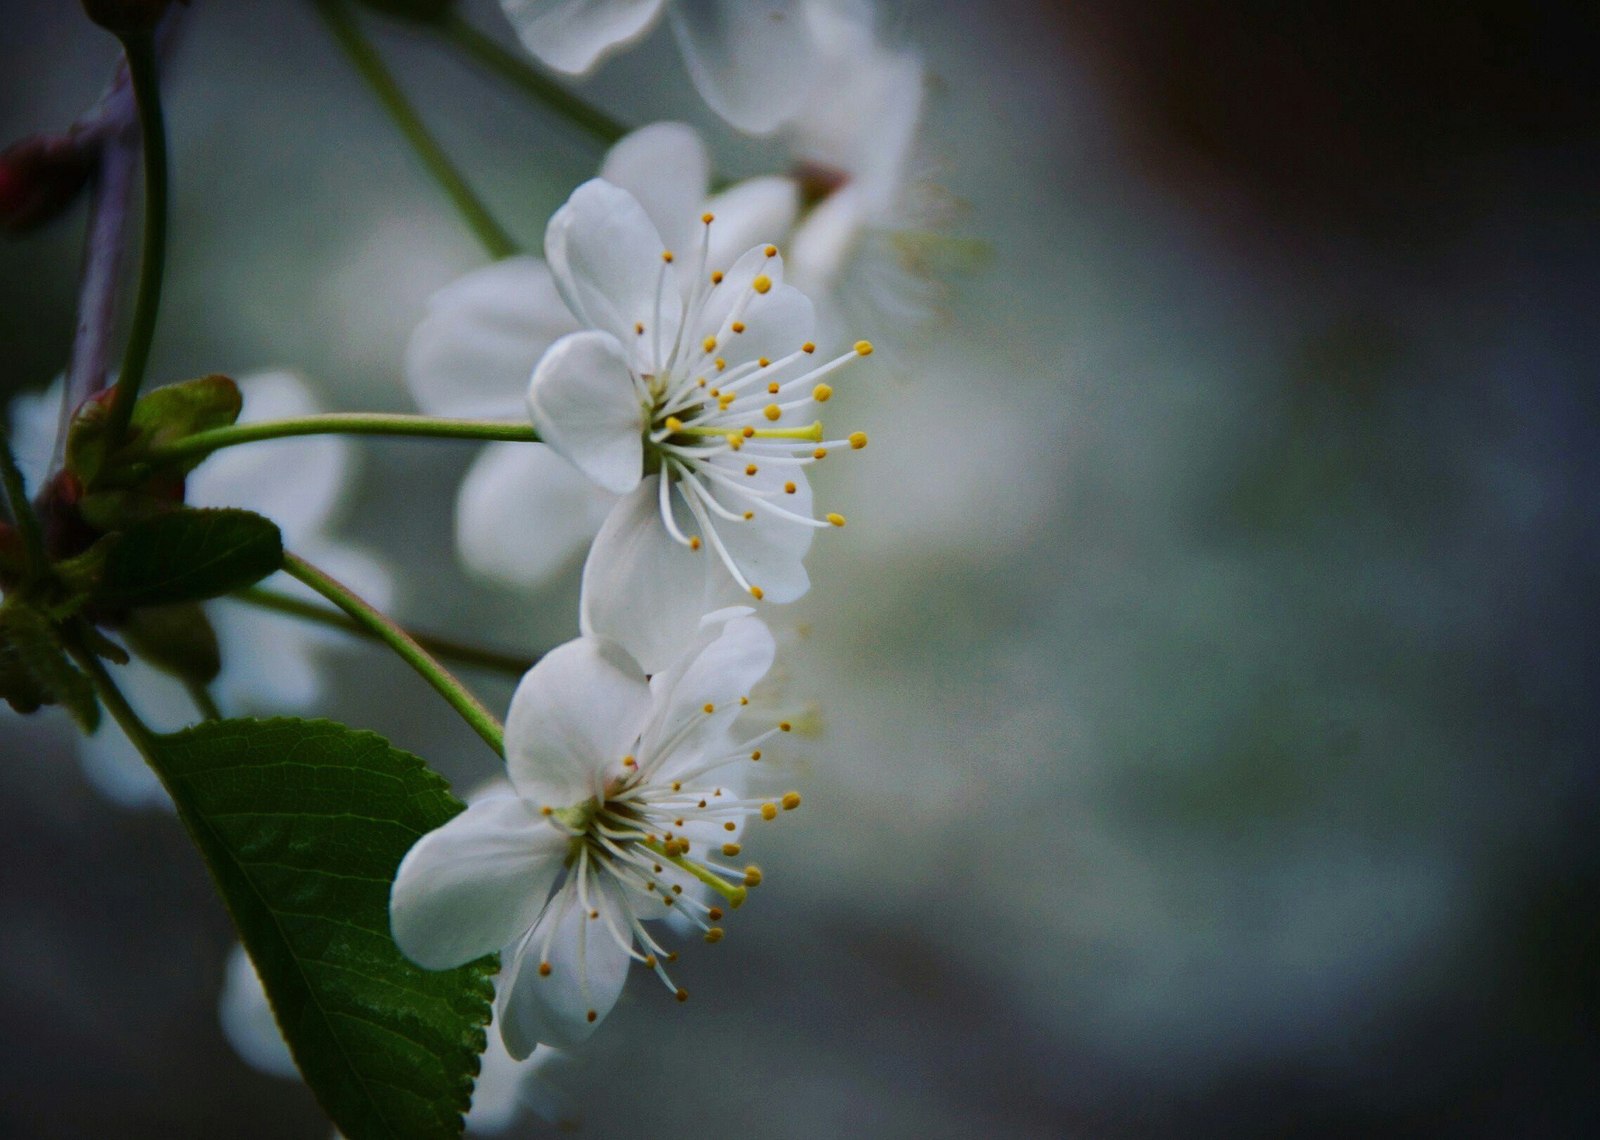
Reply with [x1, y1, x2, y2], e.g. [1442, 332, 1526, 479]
[407, 256, 577, 419]
[499, 0, 664, 75]
[455, 442, 616, 590]
[704, 176, 801, 268]
[667, 0, 820, 134]
[218, 943, 299, 1080]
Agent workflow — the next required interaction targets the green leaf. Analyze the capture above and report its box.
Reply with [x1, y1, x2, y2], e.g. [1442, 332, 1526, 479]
[0, 597, 99, 728]
[147, 717, 495, 1139]
[98, 507, 282, 607]
[67, 374, 242, 485]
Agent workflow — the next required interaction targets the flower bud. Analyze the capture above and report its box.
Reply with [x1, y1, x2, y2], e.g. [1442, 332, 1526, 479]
[354, 0, 456, 23]
[0, 135, 95, 232]
[80, 0, 173, 35]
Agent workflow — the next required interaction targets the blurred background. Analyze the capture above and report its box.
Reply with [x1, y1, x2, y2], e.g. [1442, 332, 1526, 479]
[4, 0, 1598, 1135]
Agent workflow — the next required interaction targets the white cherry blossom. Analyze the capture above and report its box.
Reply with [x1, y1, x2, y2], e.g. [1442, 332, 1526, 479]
[497, 0, 818, 134]
[406, 122, 797, 593]
[390, 609, 798, 1054]
[531, 176, 871, 671]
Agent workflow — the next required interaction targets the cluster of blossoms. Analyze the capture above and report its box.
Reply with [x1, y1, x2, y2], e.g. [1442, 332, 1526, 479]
[4, 0, 934, 1129]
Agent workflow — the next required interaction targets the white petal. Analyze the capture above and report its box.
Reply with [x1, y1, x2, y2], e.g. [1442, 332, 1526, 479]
[390, 797, 567, 970]
[504, 637, 651, 807]
[406, 256, 577, 419]
[578, 476, 729, 675]
[693, 246, 815, 372]
[545, 179, 678, 353]
[188, 371, 348, 548]
[77, 656, 191, 810]
[463, 1030, 528, 1133]
[5, 375, 65, 491]
[699, 454, 815, 602]
[526, 330, 646, 495]
[639, 610, 775, 773]
[787, 182, 865, 296]
[454, 442, 616, 589]
[498, 876, 634, 1054]
[498, 0, 664, 74]
[667, 0, 819, 134]
[218, 943, 298, 1080]
[704, 176, 800, 268]
[600, 122, 709, 254]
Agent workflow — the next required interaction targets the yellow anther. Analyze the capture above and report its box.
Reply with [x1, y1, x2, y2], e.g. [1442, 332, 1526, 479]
[750, 749, 762, 761]
[622, 754, 637, 768]
[703, 703, 715, 715]
[764, 404, 782, 421]
[739, 696, 750, 706]
[697, 377, 708, 387]
[644, 954, 657, 968]
[784, 481, 797, 494]
[764, 244, 778, 257]
[723, 821, 736, 831]
[760, 803, 778, 820]
[703, 335, 717, 352]
[758, 357, 771, 367]
[540, 806, 553, 815]
[723, 842, 742, 857]
[588, 908, 599, 919]
[826, 512, 846, 527]
[782, 791, 802, 811]
[708, 907, 724, 921]
[849, 431, 868, 450]
[664, 415, 684, 432]
[802, 341, 816, 354]
[745, 464, 759, 476]
[689, 536, 702, 551]
[732, 321, 746, 334]
[702, 211, 715, 224]
[750, 585, 765, 600]
[743, 511, 754, 520]
[634, 321, 645, 334]
[708, 388, 720, 397]
[716, 358, 727, 371]
[813, 447, 828, 459]
[779, 720, 793, 732]
[814, 383, 835, 402]
[727, 433, 744, 449]
[742, 425, 756, 438]
[719, 394, 736, 410]
[711, 270, 724, 284]
[675, 989, 689, 1003]
[662, 250, 674, 262]
[670, 781, 681, 791]
[768, 381, 781, 394]
[704, 927, 725, 944]
[538, 962, 552, 977]
[855, 340, 874, 356]
[587, 1009, 597, 1022]
[752, 274, 772, 294]
[743, 866, 763, 887]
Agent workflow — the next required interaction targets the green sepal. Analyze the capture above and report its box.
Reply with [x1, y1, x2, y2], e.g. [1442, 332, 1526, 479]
[0, 597, 99, 728]
[97, 507, 282, 608]
[120, 602, 220, 683]
[68, 373, 242, 486]
[145, 717, 496, 1139]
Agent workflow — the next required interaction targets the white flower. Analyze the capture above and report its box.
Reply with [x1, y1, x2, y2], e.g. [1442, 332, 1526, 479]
[4, 372, 391, 808]
[497, 0, 819, 134]
[407, 122, 797, 592]
[780, 0, 935, 331]
[390, 609, 796, 1055]
[532, 177, 871, 671]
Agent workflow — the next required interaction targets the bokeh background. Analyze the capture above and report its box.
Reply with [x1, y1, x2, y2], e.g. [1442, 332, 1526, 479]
[4, 1, 1599, 1135]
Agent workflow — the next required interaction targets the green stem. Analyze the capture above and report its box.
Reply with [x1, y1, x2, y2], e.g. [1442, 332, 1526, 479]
[440, 13, 627, 146]
[138, 413, 538, 467]
[103, 30, 169, 450]
[313, 0, 518, 260]
[233, 586, 538, 678]
[72, 640, 159, 756]
[282, 552, 504, 756]
[185, 679, 223, 721]
[0, 434, 48, 582]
